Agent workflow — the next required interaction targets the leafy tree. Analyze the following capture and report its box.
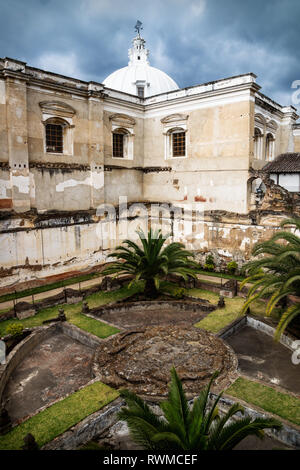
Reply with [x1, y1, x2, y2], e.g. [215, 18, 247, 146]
[240, 217, 300, 339]
[118, 368, 282, 450]
[102, 229, 199, 297]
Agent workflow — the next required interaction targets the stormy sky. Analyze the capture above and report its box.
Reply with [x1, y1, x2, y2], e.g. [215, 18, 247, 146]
[1, 0, 300, 114]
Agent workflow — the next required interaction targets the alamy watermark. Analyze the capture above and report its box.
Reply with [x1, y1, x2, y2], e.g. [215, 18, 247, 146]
[95, 197, 205, 243]
[291, 340, 300, 365]
[0, 340, 5, 365]
[291, 80, 300, 106]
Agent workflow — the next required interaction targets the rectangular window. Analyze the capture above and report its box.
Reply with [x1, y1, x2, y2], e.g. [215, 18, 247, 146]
[172, 132, 185, 157]
[137, 86, 144, 98]
[113, 133, 124, 158]
[46, 124, 63, 153]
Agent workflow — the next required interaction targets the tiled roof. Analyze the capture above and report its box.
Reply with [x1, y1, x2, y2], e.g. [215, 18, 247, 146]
[263, 153, 300, 173]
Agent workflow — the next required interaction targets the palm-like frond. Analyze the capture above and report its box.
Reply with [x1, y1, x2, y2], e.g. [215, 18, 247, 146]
[102, 229, 200, 296]
[241, 217, 300, 338]
[119, 368, 282, 450]
[210, 417, 282, 450]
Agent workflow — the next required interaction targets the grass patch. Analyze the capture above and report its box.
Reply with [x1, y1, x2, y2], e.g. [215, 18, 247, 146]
[0, 381, 119, 450]
[0, 282, 143, 338]
[197, 270, 245, 281]
[0, 272, 101, 304]
[0, 307, 10, 317]
[226, 377, 300, 427]
[189, 288, 278, 333]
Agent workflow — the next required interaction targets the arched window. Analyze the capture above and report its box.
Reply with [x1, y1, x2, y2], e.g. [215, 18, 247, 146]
[265, 133, 275, 161]
[166, 128, 186, 158]
[44, 117, 72, 155]
[112, 128, 132, 159]
[254, 127, 263, 160]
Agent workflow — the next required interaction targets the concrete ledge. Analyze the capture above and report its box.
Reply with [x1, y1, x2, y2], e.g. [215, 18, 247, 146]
[219, 314, 298, 351]
[42, 398, 124, 450]
[0, 321, 103, 405]
[0, 324, 57, 403]
[43, 390, 300, 450]
[210, 392, 300, 449]
[58, 322, 102, 349]
[91, 298, 215, 319]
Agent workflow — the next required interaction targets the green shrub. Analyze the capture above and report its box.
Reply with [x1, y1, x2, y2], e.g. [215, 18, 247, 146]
[204, 263, 215, 272]
[5, 323, 24, 338]
[172, 287, 185, 299]
[227, 261, 238, 275]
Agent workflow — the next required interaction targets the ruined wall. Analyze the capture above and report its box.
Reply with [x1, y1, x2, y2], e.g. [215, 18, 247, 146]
[0, 208, 287, 288]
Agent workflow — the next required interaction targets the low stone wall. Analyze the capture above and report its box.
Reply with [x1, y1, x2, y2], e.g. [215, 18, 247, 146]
[59, 322, 102, 349]
[0, 324, 56, 403]
[43, 390, 300, 450]
[218, 316, 248, 339]
[0, 321, 104, 406]
[210, 392, 300, 449]
[42, 398, 124, 450]
[246, 316, 297, 351]
[90, 298, 216, 320]
[219, 315, 297, 351]
[0, 286, 96, 324]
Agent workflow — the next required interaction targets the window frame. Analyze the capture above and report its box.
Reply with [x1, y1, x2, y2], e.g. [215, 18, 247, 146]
[164, 127, 188, 160]
[172, 130, 186, 157]
[42, 116, 74, 156]
[111, 126, 133, 160]
[265, 132, 275, 162]
[45, 122, 64, 154]
[254, 127, 263, 160]
[112, 131, 126, 158]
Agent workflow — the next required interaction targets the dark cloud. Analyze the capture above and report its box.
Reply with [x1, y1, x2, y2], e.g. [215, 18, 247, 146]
[0, 0, 299, 113]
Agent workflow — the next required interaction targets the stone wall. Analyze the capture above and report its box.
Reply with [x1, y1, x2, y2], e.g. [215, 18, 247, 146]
[0, 207, 291, 288]
[0, 324, 56, 403]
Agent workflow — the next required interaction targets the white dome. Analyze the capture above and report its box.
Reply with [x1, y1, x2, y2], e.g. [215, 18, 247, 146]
[103, 64, 179, 97]
[103, 32, 179, 98]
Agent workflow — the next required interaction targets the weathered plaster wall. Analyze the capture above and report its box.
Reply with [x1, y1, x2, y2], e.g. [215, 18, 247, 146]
[0, 79, 8, 163]
[143, 98, 252, 213]
[0, 209, 286, 288]
[294, 133, 300, 152]
[104, 168, 143, 205]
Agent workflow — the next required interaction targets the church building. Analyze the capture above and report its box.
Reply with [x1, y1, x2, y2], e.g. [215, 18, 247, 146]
[0, 25, 299, 285]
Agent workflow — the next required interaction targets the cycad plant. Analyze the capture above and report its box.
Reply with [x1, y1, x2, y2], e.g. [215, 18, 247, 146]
[118, 368, 282, 450]
[240, 217, 300, 339]
[102, 229, 199, 297]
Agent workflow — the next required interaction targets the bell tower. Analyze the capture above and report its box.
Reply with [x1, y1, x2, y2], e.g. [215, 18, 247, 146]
[128, 21, 149, 66]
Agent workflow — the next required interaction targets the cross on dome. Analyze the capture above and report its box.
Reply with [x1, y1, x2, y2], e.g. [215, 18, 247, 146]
[128, 28, 149, 66]
[103, 23, 179, 97]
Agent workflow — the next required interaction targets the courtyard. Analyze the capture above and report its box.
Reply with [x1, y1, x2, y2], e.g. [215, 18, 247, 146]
[0, 263, 299, 451]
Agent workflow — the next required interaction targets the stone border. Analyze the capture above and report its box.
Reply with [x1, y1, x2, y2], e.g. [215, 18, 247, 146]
[210, 392, 300, 449]
[42, 398, 124, 450]
[218, 314, 298, 351]
[0, 321, 103, 406]
[42, 390, 300, 450]
[89, 298, 216, 320]
[0, 324, 57, 403]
